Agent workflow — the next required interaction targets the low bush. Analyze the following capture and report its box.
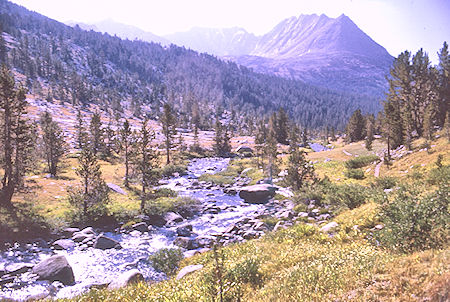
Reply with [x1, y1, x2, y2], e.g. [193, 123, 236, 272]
[325, 184, 373, 210]
[376, 183, 449, 252]
[372, 176, 398, 189]
[427, 165, 450, 185]
[144, 196, 200, 217]
[345, 155, 380, 169]
[149, 248, 184, 275]
[160, 164, 188, 178]
[345, 168, 365, 179]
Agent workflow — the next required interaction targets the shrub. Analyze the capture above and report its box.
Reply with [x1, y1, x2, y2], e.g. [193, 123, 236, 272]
[427, 165, 449, 185]
[325, 184, 372, 210]
[149, 248, 184, 275]
[227, 258, 263, 288]
[67, 182, 110, 223]
[376, 184, 449, 252]
[160, 164, 187, 178]
[143, 196, 200, 217]
[345, 168, 365, 179]
[152, 188, 177, 198]
[345, 155, 380, 169]
[372, 176, 398, 189]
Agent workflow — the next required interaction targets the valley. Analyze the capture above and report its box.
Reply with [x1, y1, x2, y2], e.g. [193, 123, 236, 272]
[0, 0, 449, 301]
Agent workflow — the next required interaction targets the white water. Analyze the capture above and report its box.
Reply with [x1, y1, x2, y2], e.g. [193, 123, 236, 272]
[0, 158, 265, 301]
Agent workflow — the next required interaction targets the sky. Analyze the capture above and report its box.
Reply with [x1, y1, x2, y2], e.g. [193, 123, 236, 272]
[9, 0, 450, 64]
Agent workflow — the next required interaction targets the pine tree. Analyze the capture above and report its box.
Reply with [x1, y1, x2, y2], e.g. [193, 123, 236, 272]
[160, 103, 177, 165]
[264, 128, 279, 182]
[365, 114, 375, 151]
[275, 108, 289, 144]
[444, 111, 450, 142]
[254, 119, 267, 167]
[89, 111, 104, 155]
[0, 23, 7, 65]
[437, 42, 450, 127]
[213, 116, 230, 156]
[118, 119, 133, 187]
[133, 119, 159, 212]
[103, 119, 116, 160]
[75, 108, 87, 150]
[40, 111, 66, 177]
[286, 143, 316, 191]
[0, 66, 34, 206]
[70, 147, 109, 219]
[302, 127, 308, 147]
[346, 109, 365, 142]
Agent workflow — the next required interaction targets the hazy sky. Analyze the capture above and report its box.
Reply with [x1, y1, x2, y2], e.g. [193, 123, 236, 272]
[9, 0, 450, 63]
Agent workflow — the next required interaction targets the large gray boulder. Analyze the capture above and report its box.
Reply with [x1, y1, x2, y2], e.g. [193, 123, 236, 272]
[108, 269, 144, 290]
[239, 184, 277, 203]
[93, 234, 122, 250]
[32, 255, 75, 285]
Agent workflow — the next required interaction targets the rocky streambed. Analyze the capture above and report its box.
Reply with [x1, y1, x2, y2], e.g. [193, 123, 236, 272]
[0, 157, 332, 301]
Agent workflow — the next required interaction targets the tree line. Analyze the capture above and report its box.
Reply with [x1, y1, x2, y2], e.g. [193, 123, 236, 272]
[345, 42, 449, 153]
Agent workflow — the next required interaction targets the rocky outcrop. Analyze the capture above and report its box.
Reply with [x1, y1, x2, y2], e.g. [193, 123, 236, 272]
[239, 184, 277, 203]
[32, 255, 75, 285]
[107, 269, 144, 290]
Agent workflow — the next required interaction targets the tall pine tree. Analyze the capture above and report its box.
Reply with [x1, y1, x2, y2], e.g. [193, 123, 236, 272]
[40, 111, 66, 177]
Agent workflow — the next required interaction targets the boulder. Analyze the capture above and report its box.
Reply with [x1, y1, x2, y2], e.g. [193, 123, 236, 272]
[52, 239, 75, 250]
[320, 222, 339, 233]
[147, 214, 167, 227]
[174, 237, 198, 250]
[6, 263, 33, 276]
[194, 235, 215, 248]
[72, 233, 94, 243]
[176, 264, 203, 280]
[108, 269, 144, 290]
[164, 212, 184, 225]
[106, 183, 127, 195]
[239, 184, 277, 203]
[176, 224, 193, 237]
[93, 234, 122, 250]
[131, 222, 148, 233]
[32, 255, 75, 285]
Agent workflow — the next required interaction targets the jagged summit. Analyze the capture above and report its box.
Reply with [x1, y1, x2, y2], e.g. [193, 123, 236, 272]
[251, 13, 390, 59]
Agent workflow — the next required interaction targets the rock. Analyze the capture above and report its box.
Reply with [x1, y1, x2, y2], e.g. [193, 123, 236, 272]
[194, 235, 215, 248]
[242, 231, 258, 239]
[131, 222, 148, 233]
[239, 184, 277, 203]
[107, 183, 127, 195]
[176, 225, 193, 237]
[6, 263, 33, 276]
[174, 237, 198, 250]
[235, 145, 253, 154]
[62, 227, 80, 237]
[176, 264, 204, 280]
[32, 255, 75, 285]
[93, 234, 122, 250]
[0, 276, 15, 285]
[298, 212, 309, 218]
[164, 212, 184, 225]
[147, 214, 167, 227]
[320, 222, 339, 233]
[52, 239, 75, 250]
[253, 221, 268, 231]
[80, 227, 95, 235]
[273, 221, 286, 232]
[72, 233, 94, 243]
[108, 270, 144, 290]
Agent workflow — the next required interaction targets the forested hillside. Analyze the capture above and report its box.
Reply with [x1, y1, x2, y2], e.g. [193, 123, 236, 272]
[0, 0, 380, 131]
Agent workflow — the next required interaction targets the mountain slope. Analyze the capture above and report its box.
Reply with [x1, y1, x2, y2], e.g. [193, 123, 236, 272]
[165, 27, 258, 56]
[66, 19, 170, 46]
[160, 14, 393, 97]
[0, 0, 381, 131]
[233, 14, 393, 96]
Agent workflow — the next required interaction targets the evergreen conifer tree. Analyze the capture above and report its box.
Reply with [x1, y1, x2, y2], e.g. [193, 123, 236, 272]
[39, 111, 66, 177]
[133, 119, 159, 211]
[0, 66, 34, 206]
[89, 111, 104, 155]
[118, 119, 133, 187]
[365, 114, 375, 151]
[160, 103, 177, 165]
[346, 109, 365, 142]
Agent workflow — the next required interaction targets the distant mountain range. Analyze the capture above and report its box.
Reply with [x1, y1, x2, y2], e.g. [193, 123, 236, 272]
[68, 14, 393, 96]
